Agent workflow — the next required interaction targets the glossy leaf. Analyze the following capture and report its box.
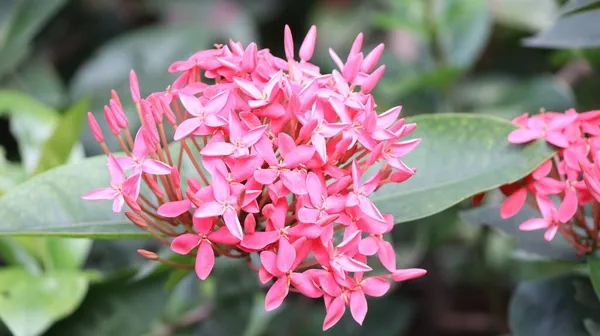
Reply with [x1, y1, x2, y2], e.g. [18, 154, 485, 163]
[460, 204, 581, 262]
[492, 0, 557, 31]
[509, 274, 600, 336]
[0, 0, 67, 77]
[559, 0, 600, 15]
[0, 113, 553, 238]
[524, 9, 600, 48]
[35, 98, 89, 174]
[12, 237, 92, 271]
[0, 268, 88, 336]
[0, 90, 59, 173]
[0, 141, 197, 238]
[45, 273, 169, 336]
[0, 153, 147, 238]
[588, 253, 600, 301]
[372, 113, 556, 224]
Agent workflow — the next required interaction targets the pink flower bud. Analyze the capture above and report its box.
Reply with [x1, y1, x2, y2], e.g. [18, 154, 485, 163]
[87, 112, 104, 142]
[360, 64, 386, 94]
[284, 25, 294, 61]
[109, 99, 128, 128]
[111, 89, 122, 107]
[362, 43, 384, 73]
[130, 70, 141, 103]
[299, 25, 317, 61]
[342, 52, 363, 83]
[103, 105, 119, 135]
[123, 192, 142, 213]
[349, 32, 364, 58]
[392, 268, 427, 282]
[137, 249, 158, 260]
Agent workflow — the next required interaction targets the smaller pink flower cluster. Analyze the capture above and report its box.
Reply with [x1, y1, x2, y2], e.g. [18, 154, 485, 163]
[82, 26, 426, 330]
[484, 109, 600, 254]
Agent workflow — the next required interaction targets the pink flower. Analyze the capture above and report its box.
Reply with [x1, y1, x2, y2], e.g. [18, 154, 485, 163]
[170, 217, 239, 279]
[116, 129, 171, 175]
[82, 25, 425, 331]
[81, 154, 140, 213]
[519, 195, 560, 241]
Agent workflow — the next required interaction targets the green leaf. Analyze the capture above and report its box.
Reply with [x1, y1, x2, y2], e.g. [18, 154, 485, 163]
[524, 8, 600, 49]
[0, 153, 149, 238]
[560, 0, 600, 15]
[492, 0, 558, 31]
[6, 57, 67, 108]
[588, 252, 600, 301]
[0, 238, 41, 274]
[46, 273, 169, 336]
[460, 204, 581, 262]
[0, 0, 67, 77]
[0, 141, 197, 239]
[509, 274, 600, 336]
[454, 75, 575, 120]
[35, 98, 89, 174]
[372, 113, 556, 224]
[0, 90, 59, 173]
[438, 0, 492, 69]
[0, 268, 88, 336]
[12, 237, 92, 271]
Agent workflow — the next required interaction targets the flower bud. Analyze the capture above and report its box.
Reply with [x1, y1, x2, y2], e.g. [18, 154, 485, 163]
[87, 112, 104, 142]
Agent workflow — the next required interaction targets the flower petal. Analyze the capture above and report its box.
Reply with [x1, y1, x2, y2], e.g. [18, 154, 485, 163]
[195, 241, 215, 280]
[265, 277, 289, 311]
[362, 276, 390, 297]
[171, 234, 201, 255]
[350, 290, 367, 325]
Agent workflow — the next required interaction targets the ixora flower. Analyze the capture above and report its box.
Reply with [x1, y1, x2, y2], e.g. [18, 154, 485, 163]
[82, 25, 426, 330]
[479, 108, 600, 255]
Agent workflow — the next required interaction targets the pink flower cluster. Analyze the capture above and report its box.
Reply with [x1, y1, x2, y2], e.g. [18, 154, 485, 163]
[82, 25, 426, 329]
[485, 109, 600, 254]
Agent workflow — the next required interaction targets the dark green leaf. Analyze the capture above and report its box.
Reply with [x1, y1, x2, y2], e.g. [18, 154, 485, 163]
[0, 90, 59, 173]
[0, 0, 67, 77]
[560, 0, 600, 15]
[46, 273, 169, 336]
[0, 268, 88, 336]
[8, 57, 67, 108]
[0, 154, 148, 238]
[588, 253, 600, 301]
[35, 98, 89, 174]
[460, 204, 581, 262]
[492, 0, 557, 31]
[372, 113, 556, 224]
[509, 274, 600, 336]
[439, 0, 492, 69]
[455, 75, 575, 120]
[524, 9, 600, 48]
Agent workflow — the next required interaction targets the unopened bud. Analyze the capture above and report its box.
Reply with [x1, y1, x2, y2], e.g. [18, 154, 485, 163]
[130, 70, 141, 103]
[143, 175, 164, 199]
[110, 99, 129, 128]
[360, 64, 385, 94]
[362, 43, 384, 73]
[170, 167, 182, 198]
[103, 105, 120, 135]
[125, 212, 147, 229]
[284, 25, 294, 61]
[299, 25, 317, 62]
[87, 112, 104, 142]
[185, 189, 202, 207]
[137, 249, 159, 260]
[123, 192, 142, 213]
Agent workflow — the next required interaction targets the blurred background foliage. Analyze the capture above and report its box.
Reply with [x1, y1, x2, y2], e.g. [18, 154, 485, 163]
[0, 0, 599, 335]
